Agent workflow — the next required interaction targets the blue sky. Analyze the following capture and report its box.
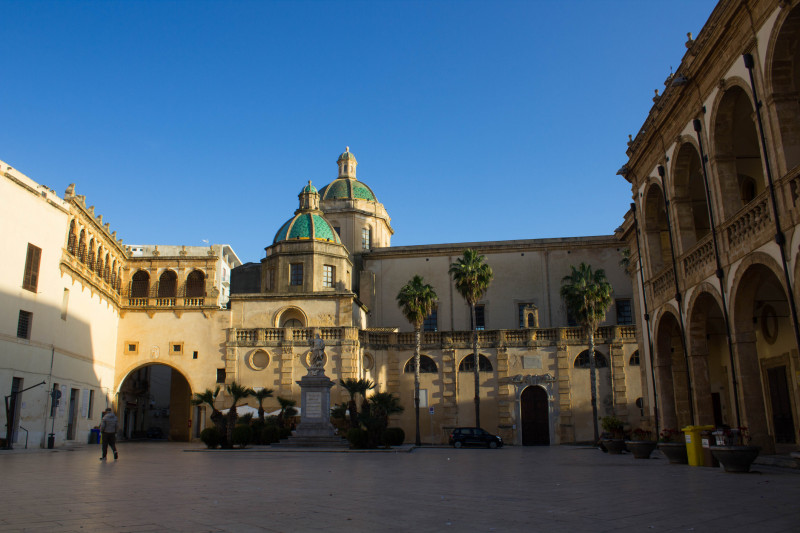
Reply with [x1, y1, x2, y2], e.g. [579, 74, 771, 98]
[1, 0, 718, 263]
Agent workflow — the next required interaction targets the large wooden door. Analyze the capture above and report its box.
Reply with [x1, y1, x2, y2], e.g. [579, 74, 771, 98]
[521, 386, 549, 445]
[767, 366, 796, 443]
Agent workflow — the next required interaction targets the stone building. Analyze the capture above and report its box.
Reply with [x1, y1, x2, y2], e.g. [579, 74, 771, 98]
[618, 0, 800, 454]
[2, 146, 639, 448]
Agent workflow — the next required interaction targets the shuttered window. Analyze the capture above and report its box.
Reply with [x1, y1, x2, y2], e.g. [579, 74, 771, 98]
[22, 244, 41, 292]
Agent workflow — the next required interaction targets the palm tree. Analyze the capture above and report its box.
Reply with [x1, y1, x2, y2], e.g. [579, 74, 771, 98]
[192, 386, 225, 435]
[365, 391, 405, 447]
[355, 378, 376, 420]
[449, 249, 493, 428]
[224, 381, 254, 446]
[276, 396, 298, 429]
[339, 378, 361, 429]
[396, 275, 437, 446]
[252, 387, 274, 422]
[560, 262, 613, 444]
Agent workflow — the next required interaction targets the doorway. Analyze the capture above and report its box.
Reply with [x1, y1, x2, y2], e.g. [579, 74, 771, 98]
[767, 366, 796, 443]
[67, 388, 79, 440]
[521, 386, 550, 445]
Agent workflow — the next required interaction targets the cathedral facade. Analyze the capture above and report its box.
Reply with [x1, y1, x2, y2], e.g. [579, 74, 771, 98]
[2, 147, 639, 448]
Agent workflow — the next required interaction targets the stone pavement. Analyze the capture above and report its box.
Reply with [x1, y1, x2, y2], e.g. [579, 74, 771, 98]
[1, 442, 799, 532]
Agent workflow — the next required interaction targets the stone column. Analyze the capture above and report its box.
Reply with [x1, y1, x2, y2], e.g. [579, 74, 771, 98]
[732, 331, 774, 453]
[610, 341, 628, 422]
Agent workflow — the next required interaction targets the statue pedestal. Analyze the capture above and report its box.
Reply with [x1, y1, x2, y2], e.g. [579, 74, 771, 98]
[275, 372, 348, 448]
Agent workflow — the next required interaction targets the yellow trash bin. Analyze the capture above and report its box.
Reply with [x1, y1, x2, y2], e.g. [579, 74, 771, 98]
[682, 425, 715, 466]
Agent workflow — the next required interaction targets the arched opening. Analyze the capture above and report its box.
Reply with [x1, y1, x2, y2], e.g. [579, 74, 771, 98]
[404, 355, 438, 373]
[278, 307, 306, 328]
[688, 290, 729, 427]
[118, 364, 193, 442]
[521, 386, 549, 445]
[643, 184, 670, 276]
[458, 354, 493, 372]
[712, 85, 765, 219]
[629, 350, 640, 366]
[67, 220, 77, 255]
[88, 239, 96, 270]
[672, 143, 710, 252]
[130, 271, 150, 298]
[770, 5, 800, 171]
[732, 262, 796, 451]
[158, 270, 178, 298]
[103, 253, 110, 282]
[78, 229, 86, 263]
[186, 270, 206, 298]
[96, 248, 104, 277]
[655, 311, 690, 431]
[573, 350, 608, 368]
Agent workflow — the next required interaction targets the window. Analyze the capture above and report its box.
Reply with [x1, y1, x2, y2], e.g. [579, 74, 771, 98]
[404, 355, 438, 373]
[17, 310, 32, 339]
[22, 243, 41, 292]
[61, 288, 70, 321]
[574, 350, 608, 368]
[323, 265, 334, 288]
[333, 226, 341, 236]
[87, 390, 95, 419]
[616, 299, 633, 325]
[566, 309, 578, 327]
[629, 350, 640, 366]
[362, 227, 371, 251]
[170, 342, 184, 355]
[423, 308, 438, 332]
[470, 305, 485, 331]
[186, 270, 205, 297]
[290, 263, 303, 286]
[158, 270, 178, 298]
[266, 268, 275, 291]
[193, 351, 199, 359]
[124, 342, 139, 355]
[216, 369, 226, 384]
[459, 354, 493, 372]
[131, 270, 150, 298]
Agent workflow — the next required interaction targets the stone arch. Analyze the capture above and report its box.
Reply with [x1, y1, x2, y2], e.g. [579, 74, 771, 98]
[78, 229, 86, 263]
[185, 269, 206, 298]
[130, 270, 150, 298]
[275, 306, 308, 328]
[573, 350, 608, 368]
[116, 362, 196, 442]
[403, 355, 438, 373]
[765, 2, 800, 172]
[458, 353, 493, 372]
[670, 141, 710, 253]
[67, 219, 77, 255]
[709, 81, 766, 220]
[654, 307, 690, 431]
[88, 238, 96, 270]
[686, 284, 729, 426]
[642, 181, 670, 276]
[158, 269, 178, 298]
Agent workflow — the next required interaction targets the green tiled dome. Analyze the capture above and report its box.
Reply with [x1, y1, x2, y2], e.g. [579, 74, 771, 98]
[273, 213, 342, 244]
[320, 178, 377, 202]
[302, 182, 318, 194]
[338, 149, 357, 162]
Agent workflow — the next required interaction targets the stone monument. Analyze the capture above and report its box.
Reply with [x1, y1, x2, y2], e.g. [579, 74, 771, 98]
[279, 334, 347, 447]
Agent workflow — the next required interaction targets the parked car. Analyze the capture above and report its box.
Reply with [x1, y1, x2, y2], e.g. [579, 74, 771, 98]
[449, 427, 503, 449]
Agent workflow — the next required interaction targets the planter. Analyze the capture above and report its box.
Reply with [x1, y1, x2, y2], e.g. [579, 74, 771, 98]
[601, 439, 626, 455]
[658, 442, 688, 464]
[625, 440, 657, 459]
[710, 446, 760, 473]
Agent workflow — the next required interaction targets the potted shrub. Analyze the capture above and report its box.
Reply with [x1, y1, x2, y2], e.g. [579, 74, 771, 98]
[657, 428, 688, 464]
[600, 416, 626, 454]
[625, 428, 657, 459]
[710, 427, 760, 473]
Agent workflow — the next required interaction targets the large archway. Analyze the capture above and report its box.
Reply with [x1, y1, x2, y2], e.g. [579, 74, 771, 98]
[671, 142, 710, 254]
[731, 260, 797, 452]
[769, 3, 800, 172]
[654, 310, 691, 431]
[643, 183, 670, 276]
[520, 386, 549, 445]
[118, 364, 193, 442]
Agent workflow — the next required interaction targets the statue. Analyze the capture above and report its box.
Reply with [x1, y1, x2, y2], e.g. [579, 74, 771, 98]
[309, 334, 326, 375]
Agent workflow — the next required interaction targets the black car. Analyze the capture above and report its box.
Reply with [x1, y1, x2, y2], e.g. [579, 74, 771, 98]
[449, 427, 503, 448]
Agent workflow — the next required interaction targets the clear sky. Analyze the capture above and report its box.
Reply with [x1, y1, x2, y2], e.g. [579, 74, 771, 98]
[1, 0, 718, 264]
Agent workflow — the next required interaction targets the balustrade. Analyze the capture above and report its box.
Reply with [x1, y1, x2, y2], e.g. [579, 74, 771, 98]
[682, 235, 714, 279]
[651, 267, 674, 300]
[724, 195, 772, 254]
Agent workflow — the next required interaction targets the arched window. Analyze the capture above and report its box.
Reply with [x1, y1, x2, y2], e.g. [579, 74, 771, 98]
[158, 270, 178, 298]
[404, 355, 438, 374]
[104, 253, 111, 282]
[67, 220, 77, 255]
[283, 318, 302, 328]
[96, 248, 104, 276]
[78, 230, 86, 263]
[88, 239, 95, 270]
[111, 260, 117, 288]
[278, 308, 305, 328]
[629, 350, 640, 366]
[131, 271, 150, 298]
[116, 266, 122, 292]
[574, 350, 608, 368]
[459, 354, 493, 372]
[186, 270, 206, 297]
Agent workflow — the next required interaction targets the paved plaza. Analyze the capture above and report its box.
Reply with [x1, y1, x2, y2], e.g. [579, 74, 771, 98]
[1, 442, 799, 532]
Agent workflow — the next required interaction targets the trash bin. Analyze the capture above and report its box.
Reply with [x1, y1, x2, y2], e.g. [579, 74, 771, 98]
[681, 425, 715, 466]
[700, 429, 719, 467]
[89, 428, 100, 444]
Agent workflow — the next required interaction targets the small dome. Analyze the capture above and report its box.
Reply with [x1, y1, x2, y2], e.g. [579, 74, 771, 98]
[320, 178, 377, 202]
[302, 181, 318, 194]
[273, 213, 342, 244]
[337, 146, 357, 163]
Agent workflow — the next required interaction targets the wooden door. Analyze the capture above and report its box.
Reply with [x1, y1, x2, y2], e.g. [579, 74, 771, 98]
[521, 386, 550, 445]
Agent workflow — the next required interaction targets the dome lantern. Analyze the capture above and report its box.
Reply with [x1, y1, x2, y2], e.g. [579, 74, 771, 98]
[337, 146, 357, 179]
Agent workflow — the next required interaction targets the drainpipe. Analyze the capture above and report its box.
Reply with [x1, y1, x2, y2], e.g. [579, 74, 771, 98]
[692, 119, 742, 427]
[742, 53, 800, 358]
[631, 203, 659, 436]
[657, 164, 696, 424]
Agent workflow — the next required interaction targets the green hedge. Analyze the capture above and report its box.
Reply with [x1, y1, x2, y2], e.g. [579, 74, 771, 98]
[200, 427, 222, 449]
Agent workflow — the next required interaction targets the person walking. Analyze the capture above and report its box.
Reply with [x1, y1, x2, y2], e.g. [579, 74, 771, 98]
[100, 408, 119, 461]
